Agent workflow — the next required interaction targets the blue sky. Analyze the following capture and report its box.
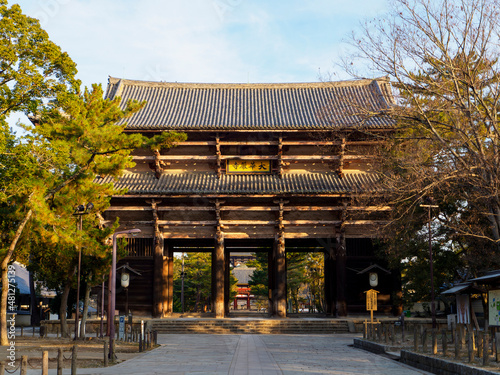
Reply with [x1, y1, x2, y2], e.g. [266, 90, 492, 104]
[9, 0, 388, 127]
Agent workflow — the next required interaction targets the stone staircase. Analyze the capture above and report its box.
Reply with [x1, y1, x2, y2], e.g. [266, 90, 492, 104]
[150, 318, 350, 334]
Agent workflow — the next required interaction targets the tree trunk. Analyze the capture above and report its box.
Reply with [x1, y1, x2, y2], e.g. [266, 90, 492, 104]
[59, 274, 74, 338]
[80, 282, 91, 338]
[1, 209, 33, 345]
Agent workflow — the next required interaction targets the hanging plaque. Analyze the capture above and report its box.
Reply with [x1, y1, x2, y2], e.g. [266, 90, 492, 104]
[226, 160, 271, 174]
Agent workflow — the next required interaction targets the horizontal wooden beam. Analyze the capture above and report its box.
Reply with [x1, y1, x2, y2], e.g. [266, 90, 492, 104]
[140, 140, 384, 146]
[132, 154, 372, 161]
[106, 205, 391, 212]
[101, 219, 389, 226]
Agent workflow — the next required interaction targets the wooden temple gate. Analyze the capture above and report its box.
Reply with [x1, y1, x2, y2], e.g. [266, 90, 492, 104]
[100, 77, 399, 318]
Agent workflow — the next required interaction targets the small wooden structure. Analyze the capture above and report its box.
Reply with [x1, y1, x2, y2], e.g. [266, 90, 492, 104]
[99, 77, 399, 318]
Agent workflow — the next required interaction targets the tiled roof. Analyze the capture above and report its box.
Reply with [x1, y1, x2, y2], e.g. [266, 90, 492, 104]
[98, 172, 378, 195]
[105, 77, 394, 131]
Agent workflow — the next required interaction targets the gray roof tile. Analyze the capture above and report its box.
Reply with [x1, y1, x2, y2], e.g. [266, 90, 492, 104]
[105, 78, 394, 131]
[98, 172, 378, 195]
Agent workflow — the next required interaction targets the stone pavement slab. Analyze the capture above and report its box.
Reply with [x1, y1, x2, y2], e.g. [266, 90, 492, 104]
[25, 333, 432, 375]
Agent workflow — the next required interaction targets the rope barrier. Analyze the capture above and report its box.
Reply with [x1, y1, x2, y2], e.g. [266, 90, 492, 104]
[63, 352, 73, 361]
[4, 364, 20, 374]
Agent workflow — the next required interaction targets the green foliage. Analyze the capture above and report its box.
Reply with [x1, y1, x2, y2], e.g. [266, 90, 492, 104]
[173, 253, 212, 313]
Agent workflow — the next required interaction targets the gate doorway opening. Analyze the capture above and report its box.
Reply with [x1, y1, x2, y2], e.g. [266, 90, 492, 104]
[226, 241, 271, 317]
[172, 248, 212, 314]
[286, 251, 325, 315]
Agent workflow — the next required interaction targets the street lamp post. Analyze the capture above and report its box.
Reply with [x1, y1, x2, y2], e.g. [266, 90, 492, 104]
[181, 252, 185, 313]
[109, 228, 141, 361]
[73, 203, 93, 340]
[420, 202, 439, 329]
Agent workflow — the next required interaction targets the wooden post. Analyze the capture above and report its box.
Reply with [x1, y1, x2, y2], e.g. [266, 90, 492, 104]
[71, 345, 78, 375]
[384, 324, 389, 344]
[414, 325, 419, 352]
[363, 321, 367, 339]
[0, 361, 5, 375]
[139, 333, 143, 352]
[20, 356, 27, 375]
[42, 351, 48, 375]
[104, 337, 109, 367]
[478, 331, 483, 358]
[468, 330, 475, 363]
[450, 322, 455, 343]
[58, 348, 63, 375]
[391, 324, 395, 346]
[455, 327, 461, 359]
[496, 332, 500, 362]
[432, 329, 438, 355]
[422, 328, 428, 353]
[483, 333, 490, 366]
[441, 329, 448, 357]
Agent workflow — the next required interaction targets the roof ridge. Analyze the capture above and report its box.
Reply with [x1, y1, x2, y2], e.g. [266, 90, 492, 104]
[107, 76, 390, 90]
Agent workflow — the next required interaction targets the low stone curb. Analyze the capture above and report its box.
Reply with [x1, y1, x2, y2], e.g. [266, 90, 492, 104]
[353, 338, 392, 355]
[353, 338, 499, 375]
[400, 350, 498, 375]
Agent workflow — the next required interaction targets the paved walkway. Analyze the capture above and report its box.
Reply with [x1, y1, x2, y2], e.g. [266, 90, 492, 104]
[27, 334, 431, 375]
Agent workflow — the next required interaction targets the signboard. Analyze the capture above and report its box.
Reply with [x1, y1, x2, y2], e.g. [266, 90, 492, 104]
[365, 289, 379, 311]
[489, 289, 500, 326]
[226, 160, 271, 174]
[456, 295, 470, 324]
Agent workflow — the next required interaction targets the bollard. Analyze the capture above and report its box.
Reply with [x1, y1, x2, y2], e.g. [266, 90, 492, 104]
[0, 361, 4, 375]
[21, 355, 27, 375]
[432, 329, 438, 355]
[422, 328, 428, 353]
[42, 351, 49, 375]
[384, 324, 389, 344]
[468, 331, 475, 363]
[139, 333, 143, 352]
[414, 325, 419, 352]
[154, 330, 158, 345]
[483, 333, 490, 366]
[57, 348, 63, 375]
[71, 345, 78, 375]
[441, 329, 448, 357]
[455, 327, 461, 359]
[104, 337, 109, 367]
[390, 324, 395, 346]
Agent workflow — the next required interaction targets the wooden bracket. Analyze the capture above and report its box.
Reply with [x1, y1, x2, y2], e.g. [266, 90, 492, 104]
[215, 133, 222, 179]
[337, 138, 346, 178]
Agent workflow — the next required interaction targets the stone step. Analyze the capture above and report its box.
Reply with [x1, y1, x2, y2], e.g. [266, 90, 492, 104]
[150, 319, 350, 334]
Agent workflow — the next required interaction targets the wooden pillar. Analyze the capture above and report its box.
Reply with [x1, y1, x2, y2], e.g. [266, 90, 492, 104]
[336, 231, 347, 316]
[164, 242, 173, 315]
[151, 199, 164, 318]
[324, 241, 336, 316]
[273, 232, 286, 317]
[224, 248, 231, 317]
[272, 199, 287, 318]
[268, 247, 275, 315]
[212, 200, 225, 318]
